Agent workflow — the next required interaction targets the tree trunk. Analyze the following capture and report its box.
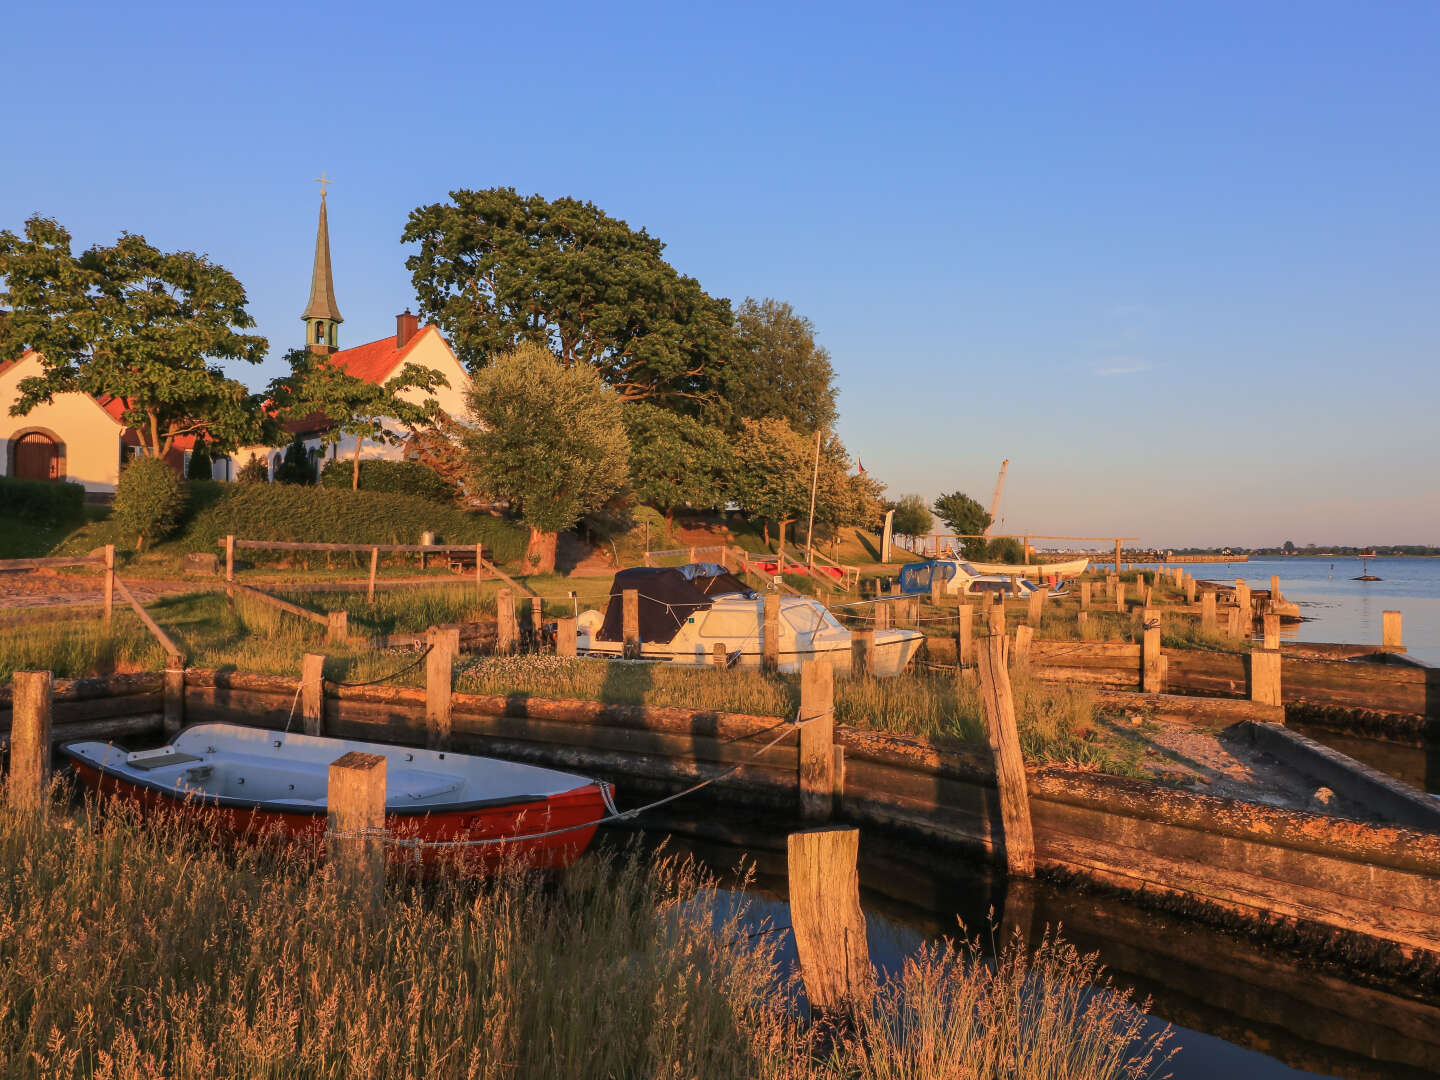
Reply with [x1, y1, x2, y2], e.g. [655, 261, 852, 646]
[526, 528, 557, 575]
[351, 438, 363, 490]
[763, 519, 771, 547]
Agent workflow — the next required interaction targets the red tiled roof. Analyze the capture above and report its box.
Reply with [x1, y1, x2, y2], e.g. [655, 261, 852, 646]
[326, 325, 435, 384]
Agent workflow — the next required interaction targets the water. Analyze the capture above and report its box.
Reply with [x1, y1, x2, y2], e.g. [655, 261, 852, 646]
[1150, 556, 1440, 664]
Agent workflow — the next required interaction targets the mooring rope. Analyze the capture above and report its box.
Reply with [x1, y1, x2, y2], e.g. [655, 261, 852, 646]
[325, 644, 434, 689]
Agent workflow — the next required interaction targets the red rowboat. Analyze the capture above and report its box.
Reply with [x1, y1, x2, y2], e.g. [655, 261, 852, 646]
[61, 722, 612, 870]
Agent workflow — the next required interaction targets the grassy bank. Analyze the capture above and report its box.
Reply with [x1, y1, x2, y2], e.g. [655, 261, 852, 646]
[0, 789, 1171, 1079]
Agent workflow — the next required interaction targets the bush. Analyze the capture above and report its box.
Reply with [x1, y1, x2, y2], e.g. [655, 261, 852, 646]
[0, 476, 85, 524]
[183, 485, 526, 562]
[319, 457, 459, 504]
[985, 536, 1025, 563]
[185, 443, 213, 481]
[236, 454, 269, 484]
[272, 434, 314, 485]
[113, 456, 188, 547]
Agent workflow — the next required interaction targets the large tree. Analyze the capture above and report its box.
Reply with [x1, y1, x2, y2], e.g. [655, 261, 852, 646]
[890, 494, 933, 538]
[0, 215, 270, 456]
[403, 189, 736, 409]
[461, 343, 629, 574]
[730, 417, 863, 548]
[714, 297, 838, 433]
[933, 490, 992, 558]
[621, 403, 730, 525]
[266, 348, 448, 490]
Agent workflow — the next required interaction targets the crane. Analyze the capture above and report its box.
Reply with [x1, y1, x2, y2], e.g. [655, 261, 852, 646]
[983, 459, 1009, 539]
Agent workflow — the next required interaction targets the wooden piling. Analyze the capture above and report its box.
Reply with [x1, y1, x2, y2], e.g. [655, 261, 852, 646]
[1271, 575, 1282, 603]
[368, 547, 379, 602]
[1027, 591, 1043, 625]
[956, 603, 974, 667]
[1143, 626, 1164, 693]
[1079, 580, 1090, 610]
[327, 752, 387, 915]
[7, 671, 52, 811]
[163, 662, 185, 737]
[1013, 624, 1033, 663]
[1115, 583, 1126, 613]
[762, 592, 780, 672]
[498, 587, 519, 655]
[102, 544, 115, 629]
[1077, 610, 1089, 631]
[302, 653, 325, 737]
[425, 626, 459, 749]
[529, 597, 544, 651]
[1263, 613, 1280, 651]
[987, 599, 1005, 637]
[976, 633, 1034, 876]
[224, 534, 235, 591]
[799, 660, 835, 820]
[1235, 580, 1252, 632]
[873, 598, 890, 631]
[1113, 538, 1122, 574]
[474, 543, 484, 597]
[786, 827, 872, 1013]
[1250, 648, 1282, 707]
[930, 576, 943, 604]
[1185, 576, 1197, 604]
[851, 629, 875, 676]
[1201, 591, 1217, 631]
[1227, 606, 1242, 639]
[556, 617, 578, 657]
[714, 642, 729, 667]
[326, 610, 349, 644]
[1383, 611, 1403, 652]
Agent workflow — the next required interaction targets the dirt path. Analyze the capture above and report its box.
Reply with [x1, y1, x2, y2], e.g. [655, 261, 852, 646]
[0, 571, 212, 611]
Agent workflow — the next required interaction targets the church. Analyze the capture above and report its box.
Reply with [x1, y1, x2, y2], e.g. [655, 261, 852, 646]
[0, 189, 471, 494]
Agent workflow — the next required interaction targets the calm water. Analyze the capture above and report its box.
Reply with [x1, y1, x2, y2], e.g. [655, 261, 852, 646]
[1149, 557, 1440, 664]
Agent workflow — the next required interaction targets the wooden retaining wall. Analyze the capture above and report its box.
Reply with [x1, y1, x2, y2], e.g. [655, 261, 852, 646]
[4, 668, 1437, 967]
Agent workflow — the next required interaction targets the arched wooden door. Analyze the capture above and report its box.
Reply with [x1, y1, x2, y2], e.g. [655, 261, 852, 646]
[12, 432, 61, 481]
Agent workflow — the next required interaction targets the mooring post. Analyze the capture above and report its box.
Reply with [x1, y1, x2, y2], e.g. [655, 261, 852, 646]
[474, 543, 485, 598]
[930, 576, 943, 604]
[956, 603, 974, 667]
[1013, 624, 1033, 664]
[327, 752, 386, 916]
[713, 642, 728, 667]
[1250, 648, 1282, 707]
[976, 632, 1035, 876]
[1263, 613, 1280, 651]
[224, 534, 235, 595]
[1271, 575, 1281, 603]
[787, 827, 873, 1014]
[368, 547, 379, 603]
[762, 591, 780, 672]
[851, 629, 874, 676]
[1226, 605, 1242, 639]
[873, 597, 890, 631]
[1079, 580, 1090, 610]
[1115, 583, 1126, 613]
[497, 587, 519, 655]
[1382, 611, 1403, 652]
[1235, 580, 1252, 633]
[302, 653, 325, 737]
[1201, 591, 1217, 631]
[799, 660, 835, 820]
[1185, 576, 1197, 605]
[163, 661, 185, 738]
[1027, 590, 1043, 626]
[102, 544, 115, 630]
[425, 626, 458, 749]
[987, 598, 1005, 638]
[1113, 538, 1122, 574]
[420, 530, 434, 571]
[556, 616, 578, 657]
[326, 610, 348, 644]
[529, 596, 544, 652]
[1077, 610, 1089, 631]
[1143, 625, 1164, 693]
[7, 671, 52, 811]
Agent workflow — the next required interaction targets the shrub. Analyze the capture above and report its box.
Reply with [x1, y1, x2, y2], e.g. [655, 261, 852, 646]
[319, 457, 458, 504]
[182, 485, 526, 562]
[0, 475, 85, 524]
[185, 442, 213, 481]
[236, 454, 269, 484]
[985, 536, 1025, 563]
[112, 456, 189, 547]
[272, 434, 314, 485]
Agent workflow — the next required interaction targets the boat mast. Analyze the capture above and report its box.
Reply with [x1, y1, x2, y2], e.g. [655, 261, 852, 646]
[805, 428, 822, 567]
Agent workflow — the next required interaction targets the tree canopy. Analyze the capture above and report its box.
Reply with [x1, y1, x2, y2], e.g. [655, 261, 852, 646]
[403, 189, 735, 408]
[933, 490, 993, 558]
[729, 417, 871, 545]
[890, 494, 933, 538]
[0, 215, 270, 457]
[621, 403, 729, 522]
[713, 298, 837, 434]
[461, 343, 629, 572]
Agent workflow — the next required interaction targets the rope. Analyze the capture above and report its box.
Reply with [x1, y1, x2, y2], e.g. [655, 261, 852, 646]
[325, 645, 434, 688]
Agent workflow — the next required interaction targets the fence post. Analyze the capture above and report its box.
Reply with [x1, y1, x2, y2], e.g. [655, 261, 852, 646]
[420, 530, 434, 571]
[102, 544, 115, 629]
[1077, 610, 1089, 631]
[956, 603, 973, 667]
[976, 632, 1034, 876]
[787, 827, 872, 1014]
[762, 592, 780, 672]
[1382, 611, 1403, 652]
[1013, 624, 1033, 664]
[426, 625, 458, 749]
[302, 653, 325, 737]
[1250, 649, 1282, 707]
[327, 752, 386, 917]
[713, 642, 728, 667]
[1114, 583, 1126, 613]
[930, 576, 943, 604]
[851, 629, 874, 676]
[1271, 575, 1282, 603]
[498, 587, 519, 655]
[987, 598, 1005, 638]
[556, 617, 578, 657]
[1027, 591, 1043, 626]
[163, 661, 185, 738]
[799, 660, 835, 820]
[224, 534, 235, 594]
[1143, 625, 1164, 693]
[368, 547, 379, 603]
[7, 671, 52, 811]
[1185, 576, 1197, 605]
[1235, 580, 1252, 633]
[1113, 539, 1122, 574]
[873, 597, 890, 631]
[1263, 613, 1280, 651]
[530, 597, 544, 652]
[1201, 591, 1217, 631]
[1079, 580, 1090, 610]
[326, 610, 348, 644]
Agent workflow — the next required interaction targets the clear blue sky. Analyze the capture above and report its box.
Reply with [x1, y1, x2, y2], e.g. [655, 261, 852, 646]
[6, 1, 1437, 547]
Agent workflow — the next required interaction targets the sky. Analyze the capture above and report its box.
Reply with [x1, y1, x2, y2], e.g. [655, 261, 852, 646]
[5, 1, 1437, 548]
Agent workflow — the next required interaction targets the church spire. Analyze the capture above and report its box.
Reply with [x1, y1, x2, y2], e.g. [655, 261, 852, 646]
[301, 174, 343, 354]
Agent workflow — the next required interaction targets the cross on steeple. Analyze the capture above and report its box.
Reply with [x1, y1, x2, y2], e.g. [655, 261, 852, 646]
[315, 171, 334, 197]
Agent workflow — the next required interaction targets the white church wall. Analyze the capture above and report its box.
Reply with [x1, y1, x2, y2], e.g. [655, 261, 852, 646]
[0, 355, 123, 493]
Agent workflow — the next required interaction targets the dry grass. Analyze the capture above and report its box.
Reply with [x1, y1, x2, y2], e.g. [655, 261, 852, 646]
[0, 787, 1170, 1079]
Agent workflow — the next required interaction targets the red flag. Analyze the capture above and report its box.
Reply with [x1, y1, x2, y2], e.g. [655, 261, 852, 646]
[857, 460, 866, 474]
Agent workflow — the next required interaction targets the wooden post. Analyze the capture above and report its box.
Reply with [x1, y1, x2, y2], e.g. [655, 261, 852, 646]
[1027, 590, 1043, 625]
[224, 534, 235, 589]
[1382, 611, 1403, 652]
[1185, 576, 1197, 604]
[1079, 580, 1090, 610]
[420, 530, 434, 571]
[762, 592, 780, 672]
[1263, 613, 1280, 651]
[975, 633, 1034, 876]
[987, 599, 1005, 637]
[1114, 583, 1125, 613]
[498, 587, 519, 655]
[368, 547, 379, 602]
[1226, 606, 1242, 639]
[1270, 575, 1281, 603]
[1250, 648, 1282, 707]
[873, 597, 890, 631]
[787, 827, 872, 1013]
[426, 626, 459, 749]
[799, 660, 835, 820]
[474, 543, 484, 598]
[556, 617, 578, 657]
[302, 653, 325, 737]
[1201, 591, 1217, 631]
[326, 610, 348, 644]
[851, 629, 874, 676]
[1013, 624, 1033, 663]
[1114, 538, 1122, 574]
[102, 544, 115, 629]
[163, 662, 185, 737]
[930, 576, 943, 604]
[7, 671, 52, 811]
[530, 596, 544, 652]
[1077, 610, 1089, 631]
[1143, 625, 1164, 693]
[1235, 580, 1252, 633]
[956, 603, 974, 667]
[714, 642, 728, 667]
[327, 752, 386, 915]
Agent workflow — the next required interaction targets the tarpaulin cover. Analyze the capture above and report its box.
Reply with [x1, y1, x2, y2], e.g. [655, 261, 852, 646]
[595, 567, 715, 645]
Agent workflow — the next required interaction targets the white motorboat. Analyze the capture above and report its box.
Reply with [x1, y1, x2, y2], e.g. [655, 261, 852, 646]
[577, 564, 923, 676]
[897, 558, 1071, 599]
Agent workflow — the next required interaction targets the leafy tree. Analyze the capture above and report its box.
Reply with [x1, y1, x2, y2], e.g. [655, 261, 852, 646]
[113, 456, 188, 549]
[984, 536, 1025, 563]
[403, 188, 735, 408]
[267, 348, 448, 490]
[185, 442, 213, 482]
[461, 343, 629, 574]
[713, 298, 837, 433]
[236, 454, 269, 484]
[0, 215, 271, 456]
[933, 490, 993, 559]
[621, 403, 729, 525]
[730, 417, 863, 548]
[890, 494, 933, 538]
[272, 433, 315, 485]
[1282, 540, 1296, 554]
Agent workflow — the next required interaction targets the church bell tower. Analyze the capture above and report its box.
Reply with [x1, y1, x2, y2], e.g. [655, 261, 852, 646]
[301, 174, 343, 354]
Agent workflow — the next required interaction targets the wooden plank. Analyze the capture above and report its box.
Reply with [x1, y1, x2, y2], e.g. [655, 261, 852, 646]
[231, 582, 329, 625]
[1383, 611, 1403, 651]
[787, 828, 873, 1012]
[7, 671, 52, 810]
[976, 632, 1034, 876]
[799, 660, 835, 820]
[0, 555, 104, 571]
[111, 575, 183, 662]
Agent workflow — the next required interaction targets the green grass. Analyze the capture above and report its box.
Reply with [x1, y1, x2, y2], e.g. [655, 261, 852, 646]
[0, 505, 109, 559]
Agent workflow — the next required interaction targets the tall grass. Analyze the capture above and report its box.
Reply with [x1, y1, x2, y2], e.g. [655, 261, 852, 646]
[0, 789, 1171, 1079]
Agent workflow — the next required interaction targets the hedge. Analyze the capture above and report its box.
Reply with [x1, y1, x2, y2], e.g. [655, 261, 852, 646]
[319, 458, 459, 504]
[0, 476, 86, 524]
[181, 486, 526, 563]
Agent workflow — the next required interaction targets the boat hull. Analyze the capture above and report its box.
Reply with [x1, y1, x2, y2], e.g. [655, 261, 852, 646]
[579, 629, 923, 677]
[966, 557, 1089, 578]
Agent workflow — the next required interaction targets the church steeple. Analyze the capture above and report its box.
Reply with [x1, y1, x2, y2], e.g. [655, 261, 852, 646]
[301, 174, 343, 354]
